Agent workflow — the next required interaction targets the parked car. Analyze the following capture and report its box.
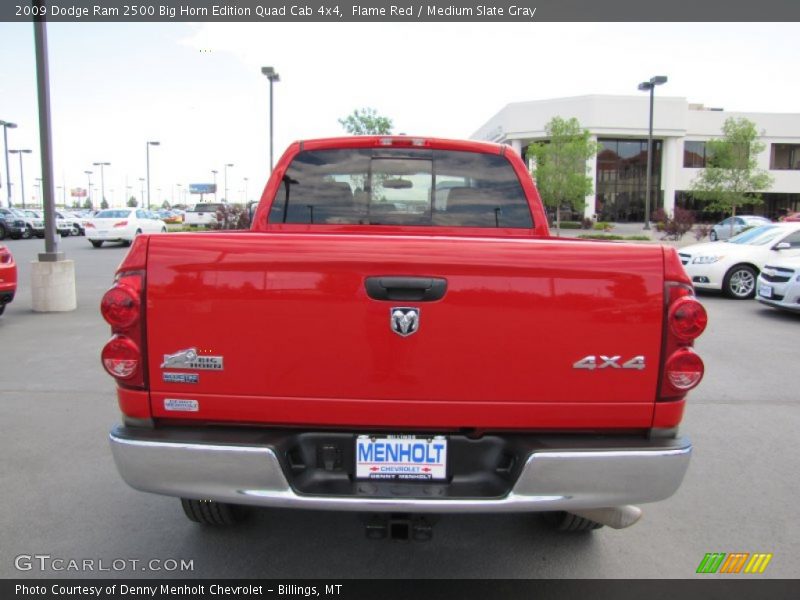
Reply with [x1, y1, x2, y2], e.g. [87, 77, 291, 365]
[56, 210, 84, 236]
[781, 211, 800, 222]
[12, 208, 44, 238]
[104, 136, 707, 532]
[756, 256, 800, 313]
[17, 209, 71, 237]
[0, 209, 28, 240]
[158, 210, 183, 224]
[679, 223, 800, 298]
[0, 244, 17, 316]
[184, 203, 224, 227]
[709, 215, 771, 241]
[86, 208, 167, 247]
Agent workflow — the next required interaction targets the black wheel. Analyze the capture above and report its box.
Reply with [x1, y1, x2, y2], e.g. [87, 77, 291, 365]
[180, 498, 249, 526]
[710, 229, 717, 241]
[135, 229, 142, 236]
[0, 223, 6, 240]
[0, 303, 5, 316]
[22, 226, 32, 239]
[161, 227, 167, 233]
[723, 264, 757, 299]
[90, 240, 103, 248]
[70, 225, 81, 236]
[545, 511, 604, 532]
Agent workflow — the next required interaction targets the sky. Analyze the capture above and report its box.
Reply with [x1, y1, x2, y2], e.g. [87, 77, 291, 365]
[1, 21, 799, 209]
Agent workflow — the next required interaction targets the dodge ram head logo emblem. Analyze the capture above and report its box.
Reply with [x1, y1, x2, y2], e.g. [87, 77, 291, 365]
[391, 307, 420, 337]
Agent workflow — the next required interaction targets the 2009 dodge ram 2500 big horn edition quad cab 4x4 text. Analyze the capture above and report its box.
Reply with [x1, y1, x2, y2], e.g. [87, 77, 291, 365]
[104, 136, 706, 533]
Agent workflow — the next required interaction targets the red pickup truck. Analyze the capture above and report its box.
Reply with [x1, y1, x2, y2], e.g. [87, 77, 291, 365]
[104, 136, 706, 535]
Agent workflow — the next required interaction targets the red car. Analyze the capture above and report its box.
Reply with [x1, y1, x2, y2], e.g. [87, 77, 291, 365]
[782, 211, 800, 222]
[0, 244, 17, 316]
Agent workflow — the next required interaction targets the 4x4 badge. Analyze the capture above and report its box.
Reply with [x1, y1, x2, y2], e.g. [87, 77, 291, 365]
[391, 307, 420, 337]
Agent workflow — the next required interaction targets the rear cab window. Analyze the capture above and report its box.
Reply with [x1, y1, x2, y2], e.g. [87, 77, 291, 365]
[268, 148, 533, 228]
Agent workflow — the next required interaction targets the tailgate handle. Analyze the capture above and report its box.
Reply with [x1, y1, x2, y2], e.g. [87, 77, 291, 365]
[365, 277, 447, 302]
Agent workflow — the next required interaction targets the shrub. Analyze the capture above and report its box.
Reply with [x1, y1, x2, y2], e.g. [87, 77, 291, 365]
[209, 204, 251, 230]
[593, 221, 614, 231]
[581, 217, 594, 229]
[694, 224, 712, 241]
[558, 221, 582, 229]
[578, 233, 624, 240]
[658, 208, 695, 241]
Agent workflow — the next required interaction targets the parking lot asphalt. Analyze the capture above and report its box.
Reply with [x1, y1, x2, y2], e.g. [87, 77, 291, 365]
[0, 235, 798, 579]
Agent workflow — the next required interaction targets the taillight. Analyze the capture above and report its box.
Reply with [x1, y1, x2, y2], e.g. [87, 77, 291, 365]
[86, 222, 95, 228]
[0, 248, 9, 264]
[101, 270, 146, 389]
[665, 348, 704, 391]
[659, 274, 707, 400]
[102, 335, 141, 379]
[113, 220, 128, 228]
[101, 285, 140, 328]
[669, 296, 708, 341]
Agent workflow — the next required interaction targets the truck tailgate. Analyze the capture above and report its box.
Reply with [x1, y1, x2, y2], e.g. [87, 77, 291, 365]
[145, 233, 664, 429]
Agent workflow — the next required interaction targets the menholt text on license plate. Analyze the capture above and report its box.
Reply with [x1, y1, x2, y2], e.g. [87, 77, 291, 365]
[356, 435, 447, 481]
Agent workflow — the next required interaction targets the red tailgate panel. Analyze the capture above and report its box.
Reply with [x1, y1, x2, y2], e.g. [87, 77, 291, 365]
[146, 233, 664, 429]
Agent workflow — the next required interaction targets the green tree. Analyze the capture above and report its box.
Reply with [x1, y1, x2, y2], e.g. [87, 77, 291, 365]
[162, 200, 171, 209]
[127, 196, 138, 207]
[338, 107, 393, 135]
[100, 197, 109, 209]
[690, 117, 773, 237]
[526, 117, 597, 234]
[82, 198, 93, 210]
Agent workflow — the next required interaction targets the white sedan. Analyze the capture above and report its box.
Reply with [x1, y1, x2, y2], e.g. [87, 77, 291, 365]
[86, 209, 167, 248]
[757, 256, 800, 313]
[679, 223, 800, 299]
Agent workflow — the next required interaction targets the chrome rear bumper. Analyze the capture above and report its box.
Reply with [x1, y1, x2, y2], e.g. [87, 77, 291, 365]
[109, 426, 691, 513]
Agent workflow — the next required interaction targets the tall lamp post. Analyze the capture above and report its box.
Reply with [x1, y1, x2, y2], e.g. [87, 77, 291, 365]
[224, 163, 233, 203]
[261, 66, 280, 172]
[638, 75, 668, 230]
[84, 170, 93, 208]
[146, 141, 160, 210]
[0, 120, 17, 208]
[211, 169, 218, 201]
[243, 177, 248, 203]
[92, 161, 110, 208]
[9, 149, 32, 208]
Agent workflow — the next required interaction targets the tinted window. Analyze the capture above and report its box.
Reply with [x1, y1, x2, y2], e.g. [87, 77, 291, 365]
[268, 148, 533, 228]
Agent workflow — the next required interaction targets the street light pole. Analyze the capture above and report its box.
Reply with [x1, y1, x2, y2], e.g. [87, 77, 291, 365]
[84, 170, 93, 208]
[146, 141, 160, 210]
[0, 120, 17, 208]
[638, 75, 668, 230]
[243, 177, 248, 203]
[92, 161, 110, 208]
[9, 149, 32, 208]
[261, 66, 280, 172]
[211, 170, 218, 202]
[224, 163, 233, 203]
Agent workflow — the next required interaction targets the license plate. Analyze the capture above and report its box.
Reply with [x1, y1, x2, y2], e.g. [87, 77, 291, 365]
[759, 284, 772, 298]
[98, 230, 109, 236]
[356, 435, 447, 481]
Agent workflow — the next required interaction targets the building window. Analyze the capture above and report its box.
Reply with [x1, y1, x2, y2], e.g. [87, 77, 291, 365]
[770, 144, 800, 170]
[595, 138, 662, 222]
[684, 141, 709, 168]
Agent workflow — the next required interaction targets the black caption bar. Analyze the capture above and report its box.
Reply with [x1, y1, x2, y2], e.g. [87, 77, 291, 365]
[5, 579, 800, 600]
[3, 0, 800, 22]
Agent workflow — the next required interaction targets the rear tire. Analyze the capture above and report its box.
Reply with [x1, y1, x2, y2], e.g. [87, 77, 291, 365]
[90, 240, 103, 248]
[545, 511, 604, 532]
[181, 498, 249, 526]
[723, 264, 757, 299]
[22, 226, 32, 239]
[710, 230, 718, 241]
